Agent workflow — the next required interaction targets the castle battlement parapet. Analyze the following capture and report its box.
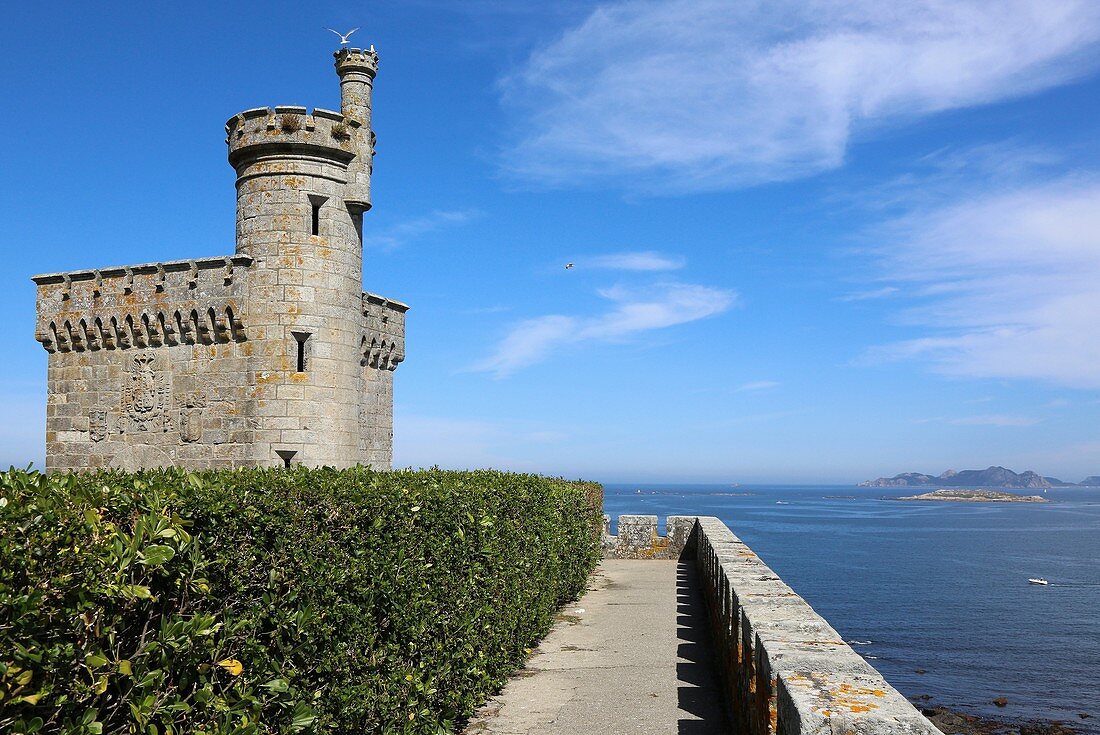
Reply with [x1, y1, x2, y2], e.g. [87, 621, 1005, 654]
[34, 255, 252, 291]
[225, 107, 367, 167]
[361, 292, 407, 370]
[225, 104, 367, 145]
[34, 256, 252, 353]
[333, 47, 379, 71]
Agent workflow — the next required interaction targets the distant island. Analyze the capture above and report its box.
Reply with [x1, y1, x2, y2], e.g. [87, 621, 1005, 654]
[860, 466, 1100, 489]
[892, 489, 1048, 503]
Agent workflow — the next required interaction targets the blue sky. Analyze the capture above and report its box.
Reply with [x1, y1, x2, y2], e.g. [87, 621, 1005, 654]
[2, 1, 1099, 483]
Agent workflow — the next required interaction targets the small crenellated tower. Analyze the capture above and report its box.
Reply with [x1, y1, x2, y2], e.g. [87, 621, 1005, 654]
[335, 47, 378, 211]
[32, 43, 407, 472]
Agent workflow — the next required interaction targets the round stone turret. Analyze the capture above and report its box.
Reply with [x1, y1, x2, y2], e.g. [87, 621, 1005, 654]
[225, 104, 365, 264]
[334, 47, 378, 212]
[334, 47, 378, 125]
[221, 45, 382, 468]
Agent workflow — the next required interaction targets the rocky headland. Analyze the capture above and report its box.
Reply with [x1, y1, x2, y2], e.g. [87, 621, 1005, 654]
[861, 466, 1100, 489]
[893, 489, 1047, 503]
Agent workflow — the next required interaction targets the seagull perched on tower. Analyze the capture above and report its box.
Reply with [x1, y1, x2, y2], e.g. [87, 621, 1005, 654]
[325, 27, 360, 46]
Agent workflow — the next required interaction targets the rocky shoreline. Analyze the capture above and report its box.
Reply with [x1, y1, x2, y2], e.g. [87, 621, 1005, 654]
[920, 705, 1086, 735]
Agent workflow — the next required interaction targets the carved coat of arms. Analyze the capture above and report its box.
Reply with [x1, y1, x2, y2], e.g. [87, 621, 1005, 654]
[179, 391, 207, 443]
[90, 409, 108, 442]
[121, 351, 171, 433]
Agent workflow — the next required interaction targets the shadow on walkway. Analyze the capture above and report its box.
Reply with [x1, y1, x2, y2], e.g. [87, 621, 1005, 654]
[676, 562, 732, 734]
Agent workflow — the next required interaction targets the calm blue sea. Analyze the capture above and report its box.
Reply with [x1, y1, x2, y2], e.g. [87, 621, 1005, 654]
[603, 484, 1100, 730]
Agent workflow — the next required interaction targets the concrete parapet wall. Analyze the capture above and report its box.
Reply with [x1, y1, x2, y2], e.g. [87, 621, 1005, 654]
[689, 516, 942, 735]
[603, 514, 943, 735]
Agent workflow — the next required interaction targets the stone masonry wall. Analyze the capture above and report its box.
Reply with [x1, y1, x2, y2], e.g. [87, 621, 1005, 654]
[601, 514, 696, 559]
[34, 257, 256, 471]
[360, 292, 406, 466]
[226, 105, 387, 469]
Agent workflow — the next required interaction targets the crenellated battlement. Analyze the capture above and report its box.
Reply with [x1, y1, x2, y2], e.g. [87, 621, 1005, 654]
[334, 47, 379, 76]
[33, 256, 252, 353]
[601, 514, 697, 559]
[225, 106, 368, 167]
[361, 292, 407, 371]
[33, 255, 252, 290]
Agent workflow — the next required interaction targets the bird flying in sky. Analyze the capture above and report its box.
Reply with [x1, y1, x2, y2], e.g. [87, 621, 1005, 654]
[325, 27, 360, 46]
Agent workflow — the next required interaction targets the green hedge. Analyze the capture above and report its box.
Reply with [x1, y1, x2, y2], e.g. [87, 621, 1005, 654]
[0, 467, 602, 734]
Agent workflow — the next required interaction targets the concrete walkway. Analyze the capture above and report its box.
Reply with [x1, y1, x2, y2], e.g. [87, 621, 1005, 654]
[464, 560, 730, 735]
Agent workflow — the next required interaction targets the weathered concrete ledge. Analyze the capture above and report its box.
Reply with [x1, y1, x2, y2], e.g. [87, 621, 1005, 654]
[603, 514, 943, 735]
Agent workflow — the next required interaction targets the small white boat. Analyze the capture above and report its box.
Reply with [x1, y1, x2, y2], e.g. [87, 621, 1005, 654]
[1028, 578, 1049, 585]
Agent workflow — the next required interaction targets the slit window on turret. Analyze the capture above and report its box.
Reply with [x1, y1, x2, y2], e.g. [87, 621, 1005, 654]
[292, 332, 310, 372]
[307, 194, 328, 236]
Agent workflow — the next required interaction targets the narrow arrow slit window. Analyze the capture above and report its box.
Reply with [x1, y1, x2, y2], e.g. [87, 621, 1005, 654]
[292, 332, 310, 373]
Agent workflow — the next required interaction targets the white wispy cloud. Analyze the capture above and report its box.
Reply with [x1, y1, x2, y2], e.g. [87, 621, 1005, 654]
[583, 251, 685, 271]
[950, 415, 1041, 427]
[371, 209, 480, 249]
[463, 305, 512, 315]
[736, 380, 780, 393]
[838, 286, 900, 302]
[500, 0, 1100, 191]
[863, 177, 1100, 388]
[474, 282, 735, 376]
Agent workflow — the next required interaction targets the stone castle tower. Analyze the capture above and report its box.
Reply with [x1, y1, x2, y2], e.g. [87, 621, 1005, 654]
[32, 44, 407, 472]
